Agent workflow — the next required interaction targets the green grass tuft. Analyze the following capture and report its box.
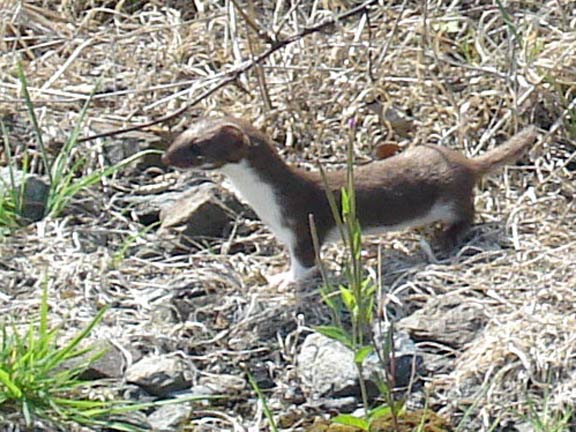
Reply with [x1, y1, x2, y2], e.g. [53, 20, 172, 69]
[0, 280, 112, 428]
[0, 64, 161, 236]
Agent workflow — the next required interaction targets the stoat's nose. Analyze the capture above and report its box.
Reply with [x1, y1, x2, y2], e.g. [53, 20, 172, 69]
[161, 152, 171, 166]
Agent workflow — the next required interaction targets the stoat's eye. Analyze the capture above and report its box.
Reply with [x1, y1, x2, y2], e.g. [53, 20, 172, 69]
[188, 147, 206, 163]
[187, 146, 202, 156]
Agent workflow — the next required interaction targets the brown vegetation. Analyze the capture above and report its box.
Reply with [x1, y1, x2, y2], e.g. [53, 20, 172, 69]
[1, 0, 575, 430]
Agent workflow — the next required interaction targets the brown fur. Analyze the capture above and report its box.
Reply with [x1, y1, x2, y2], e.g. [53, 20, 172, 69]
[163, 117, 537, 273]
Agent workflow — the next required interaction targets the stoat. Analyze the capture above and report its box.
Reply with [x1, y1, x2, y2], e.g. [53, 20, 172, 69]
[162, 117, 537, 284]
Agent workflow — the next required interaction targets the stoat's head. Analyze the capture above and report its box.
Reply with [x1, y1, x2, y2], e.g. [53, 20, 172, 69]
[162, 118, 251, 170]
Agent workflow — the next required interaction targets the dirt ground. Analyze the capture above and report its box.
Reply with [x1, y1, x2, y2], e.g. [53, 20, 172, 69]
[1, 0, 575, 431]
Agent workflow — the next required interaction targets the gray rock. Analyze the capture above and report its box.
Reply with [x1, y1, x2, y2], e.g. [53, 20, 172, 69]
[126, 180, 249, 238]
[297, 327, 422, 399]
[0, 167, 49, 222]
[59, 340, 129, 381]
[370, 322, 423, 388]
[397, 293, 488, 348]
[147, 403, 192, 431]
[77, 340, 126, 380]
[125, 355, 193, 397]
[312, 396, 358, 412]
[297, 333, 358, 397]
[514, 422, 535, 432]
[111, 410, 151, 431]
[159, 182, 239, 238]
[122, 176, 212, 226]
[127, 190, 186, 226]
[164, 373, 245, 400]
[197, 373, 245, 394]
[103, 137, 142, 166]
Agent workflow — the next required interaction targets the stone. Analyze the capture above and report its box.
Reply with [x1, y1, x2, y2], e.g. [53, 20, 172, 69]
[297, 333, 358, 397]
[297, 327, 422, 399]
[397, 293, 488, 348]
[312, 396, 358, 412]
[77, 340, 126, 380]
[127, 189, 184, 226]
[159, 182, 236, 238]
[121, 175, 210, 226]
[197, 373, 245, 394]
[370, 322, 423, 388]
[60, 340, 129, 381]
[0, 167, 49, 222]
[147, 403, 192, 431]
[125, 355, 192, 397]
[125, 179, 250, 236]
[103, 137, 142, 166]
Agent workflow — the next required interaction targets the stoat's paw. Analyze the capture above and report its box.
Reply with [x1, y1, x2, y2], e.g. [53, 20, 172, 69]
[267, 271, 297, 292]
[267, 271, 305, 309]
[267, 265, 319, 290]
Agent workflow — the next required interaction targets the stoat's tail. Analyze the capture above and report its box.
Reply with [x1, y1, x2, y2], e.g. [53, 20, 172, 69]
[471, 126, 538, 175]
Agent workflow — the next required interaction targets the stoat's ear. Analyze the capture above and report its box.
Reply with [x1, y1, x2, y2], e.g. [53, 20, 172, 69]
[214, 123, 251, 163]
[218, 123, 251, 148]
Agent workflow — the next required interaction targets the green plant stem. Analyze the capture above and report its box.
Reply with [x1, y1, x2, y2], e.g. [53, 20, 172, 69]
[355, 362, 370, 419]
[344, 125, 372, 419]
[247, 372, 278, 432]
[316, 123, 380, 426]
[309, 213, 342, 327]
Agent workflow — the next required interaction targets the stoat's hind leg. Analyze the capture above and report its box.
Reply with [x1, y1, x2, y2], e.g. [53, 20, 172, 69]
[436, 199, 475, 251]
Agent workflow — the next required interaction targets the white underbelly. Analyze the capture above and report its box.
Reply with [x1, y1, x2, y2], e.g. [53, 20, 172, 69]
[324, 201, 455, 243]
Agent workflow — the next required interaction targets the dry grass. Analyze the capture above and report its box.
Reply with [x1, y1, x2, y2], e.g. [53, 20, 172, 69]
[1, 0, 575, 430]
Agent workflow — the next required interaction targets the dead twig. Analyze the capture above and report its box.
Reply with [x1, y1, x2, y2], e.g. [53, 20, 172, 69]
[77, 0, 378, 143]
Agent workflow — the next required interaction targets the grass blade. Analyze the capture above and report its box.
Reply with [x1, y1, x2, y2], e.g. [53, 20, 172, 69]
[332, 414, 369, 430]
[248, 372, 278, 432]
[17, 61, 51, 184]
[0, 368, 22, 398]
[42, 306, 107, 372]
